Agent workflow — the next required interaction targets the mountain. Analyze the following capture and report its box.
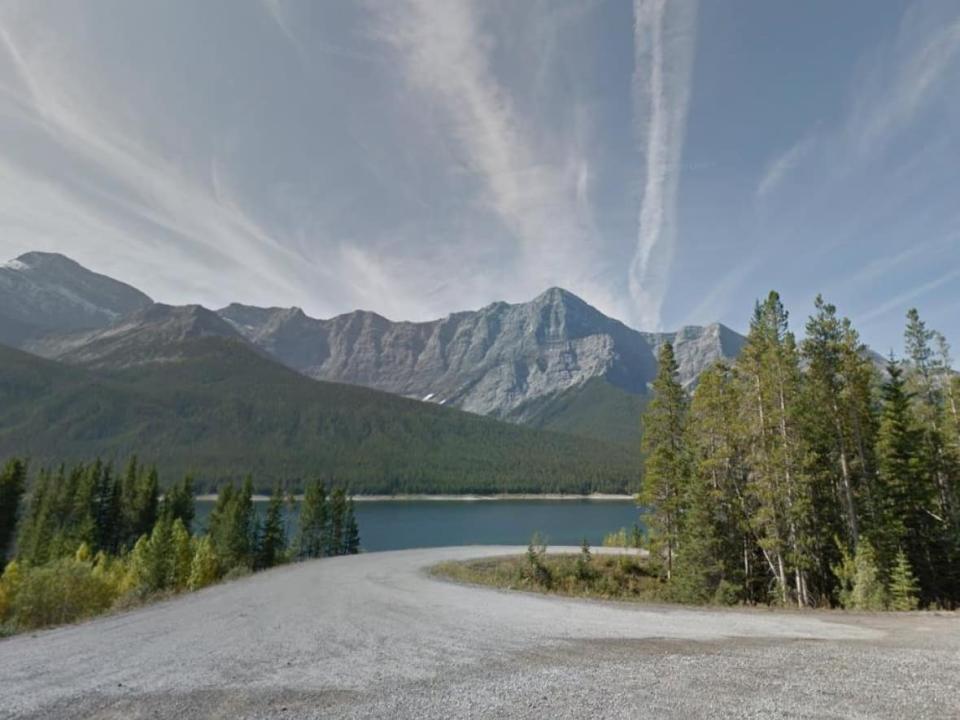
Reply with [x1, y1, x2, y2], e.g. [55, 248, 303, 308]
[0, 338, 638, 494]
[219, 288, 745, 442]
[2, 252, 746, 447]
[24, 303, 251, 369]
[0, 252, 152, 346]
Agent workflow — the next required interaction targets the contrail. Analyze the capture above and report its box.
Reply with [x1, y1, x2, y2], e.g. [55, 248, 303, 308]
[629, 0, 698, 330]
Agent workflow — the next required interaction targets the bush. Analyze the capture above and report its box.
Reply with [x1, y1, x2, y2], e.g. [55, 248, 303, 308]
[10, 558, 118, 629]
[526, 533, 551, 588]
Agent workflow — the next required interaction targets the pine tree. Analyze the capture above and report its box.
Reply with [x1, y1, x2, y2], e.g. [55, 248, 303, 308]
[15, 468, 54, 566]
[255, 484, 286, 570]
[327, 486, 347, 556]
[141, 515, 174, 593]
[639, 341, 689, 581]
[91, 461, 122, 554]
[213, 477, 255, 571]
[0, 458, 27, 565]
[873, 359, 942, 603]
[170, 519, 193, 591]
[681, 363, 751, 603]
[294, 479, 327, 559]
[888, 549, 919, 611]
[850, 541, 887, 610]
[164, 475, 195, 534]
[739, 292, 813, 606]
[904, 309, 957, 526]
[343, 496, 360, 555]
[187, 536, 220, 590]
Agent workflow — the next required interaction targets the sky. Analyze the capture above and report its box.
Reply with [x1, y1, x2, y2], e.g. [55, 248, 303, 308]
[0, 0, 957, 356]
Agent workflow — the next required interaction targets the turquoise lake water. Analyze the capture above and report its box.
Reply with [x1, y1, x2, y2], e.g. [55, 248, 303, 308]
[195, 499, 642, 552]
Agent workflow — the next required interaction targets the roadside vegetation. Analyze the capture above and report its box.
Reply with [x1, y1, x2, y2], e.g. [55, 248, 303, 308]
[432, 537, 659, 602]
[0, 458, 359, 634]
[640, 296, 959, 610]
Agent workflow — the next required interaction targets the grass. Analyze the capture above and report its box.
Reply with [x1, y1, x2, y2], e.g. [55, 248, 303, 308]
[430, 551, 662, 603]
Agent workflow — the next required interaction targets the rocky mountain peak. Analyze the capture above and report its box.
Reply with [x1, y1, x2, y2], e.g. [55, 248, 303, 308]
[0, 251, 153, 346]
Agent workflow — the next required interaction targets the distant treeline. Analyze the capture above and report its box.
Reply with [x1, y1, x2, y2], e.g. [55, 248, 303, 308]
[641, 294, 960, 610]
[0, 339, 638, 495]
[0, 457, 359, 632]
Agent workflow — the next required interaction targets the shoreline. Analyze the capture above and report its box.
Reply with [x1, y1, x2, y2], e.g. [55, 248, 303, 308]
[194, 493, 635, 503]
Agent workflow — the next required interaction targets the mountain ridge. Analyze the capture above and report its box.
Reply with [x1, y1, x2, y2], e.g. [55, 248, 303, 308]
[2, 251, 745, 445]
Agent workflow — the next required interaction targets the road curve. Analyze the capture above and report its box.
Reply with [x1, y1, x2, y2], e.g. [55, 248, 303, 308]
[1, 546, 958, 719]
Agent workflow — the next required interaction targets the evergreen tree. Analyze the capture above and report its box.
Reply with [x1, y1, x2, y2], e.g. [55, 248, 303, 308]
[0, 458, 27, 564]
[888, 549, 920, 611]
[904, 309, 957, 526]
[15, 468, 54, 566]
[327, 486, 347, 556]
[211, 478, 255, 571]
[187, 536, 220, 590]
[255, 484, 286, 570]
[343, 497, 360, 555]
[163, 475, 195, 534]
[681, 363, 751, 603]
[170, 519, 193, 591]
[874, 359, 942, 603]
[739, 292, 813, 606]
[639, 341, 689, 581]
[91, 462, 122, 554]
[294, 479, 327, 559]
[849, 541, 887, 611]
[140, 514, 174, 593]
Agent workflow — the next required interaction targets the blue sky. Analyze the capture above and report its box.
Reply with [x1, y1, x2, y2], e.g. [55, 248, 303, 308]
[0, 0, 957, 357]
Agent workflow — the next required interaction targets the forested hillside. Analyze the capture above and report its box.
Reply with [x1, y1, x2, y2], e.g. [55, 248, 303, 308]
[0, 339, 638, 494]
[641, 294, 960, 609]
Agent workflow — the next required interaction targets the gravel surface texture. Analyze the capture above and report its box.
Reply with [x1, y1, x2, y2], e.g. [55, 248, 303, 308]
[1, 546, 957, 719]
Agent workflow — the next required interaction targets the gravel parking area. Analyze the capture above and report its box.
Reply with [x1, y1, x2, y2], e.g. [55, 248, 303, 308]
[1, 546, 957, 719]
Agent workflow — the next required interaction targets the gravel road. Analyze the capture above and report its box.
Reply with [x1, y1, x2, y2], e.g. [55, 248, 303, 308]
[1, 546, 958, 719]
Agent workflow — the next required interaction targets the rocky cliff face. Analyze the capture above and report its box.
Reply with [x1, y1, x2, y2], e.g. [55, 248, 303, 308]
[0, 252, 152, 346]
[26, 304, 249, 369]
[3, 251, 746, 435]
[219, 288, 745, 420]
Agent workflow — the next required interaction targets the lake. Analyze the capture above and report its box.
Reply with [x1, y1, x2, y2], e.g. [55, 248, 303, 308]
[195, 499, 642, 552]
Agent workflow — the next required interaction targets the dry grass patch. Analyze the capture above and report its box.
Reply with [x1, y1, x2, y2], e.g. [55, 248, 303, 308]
[431, 551, 661, 602]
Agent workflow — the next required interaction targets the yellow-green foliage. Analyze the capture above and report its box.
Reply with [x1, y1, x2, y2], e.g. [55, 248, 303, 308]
[0, 561, 23, 620]
[188, 536, 219, 590]
[171, 520, 193, 591]
[7, 556, 118, 629]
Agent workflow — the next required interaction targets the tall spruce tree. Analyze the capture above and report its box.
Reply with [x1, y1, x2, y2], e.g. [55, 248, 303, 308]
[739, 292, 813, 606]
[904, 309, 957, 526]
[163, 475, 195, 534]
[639, 341, 689, 581]
[327, 487, 347, 557]
[343, 496, 360, 555]
[256, 484, 286, 570]
[0, 459, 27, 565]
[294, 479, 328, 559]
[679, 363, 750, 603]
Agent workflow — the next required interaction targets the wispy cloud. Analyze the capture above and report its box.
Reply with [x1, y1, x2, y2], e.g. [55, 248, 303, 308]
[370, 0, 627, 320]
[756, 135, 816, 199]
[858, 267, 960, 325]
[629, 0, 698, 330]
[0, 12, 320, 309]
[849, 8, 960, 156]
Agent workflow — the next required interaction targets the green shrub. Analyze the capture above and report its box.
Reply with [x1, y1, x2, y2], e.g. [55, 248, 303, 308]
[11, 558, 117, 629]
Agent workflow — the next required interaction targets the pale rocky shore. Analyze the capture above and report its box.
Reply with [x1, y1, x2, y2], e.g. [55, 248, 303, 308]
[193, 493, 635, 502]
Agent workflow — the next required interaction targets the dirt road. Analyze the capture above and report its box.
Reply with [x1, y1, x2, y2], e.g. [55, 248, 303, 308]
[1, 546, 957, 719]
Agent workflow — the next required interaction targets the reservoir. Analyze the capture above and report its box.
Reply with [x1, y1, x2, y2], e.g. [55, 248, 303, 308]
[195, 498, 642, 552]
